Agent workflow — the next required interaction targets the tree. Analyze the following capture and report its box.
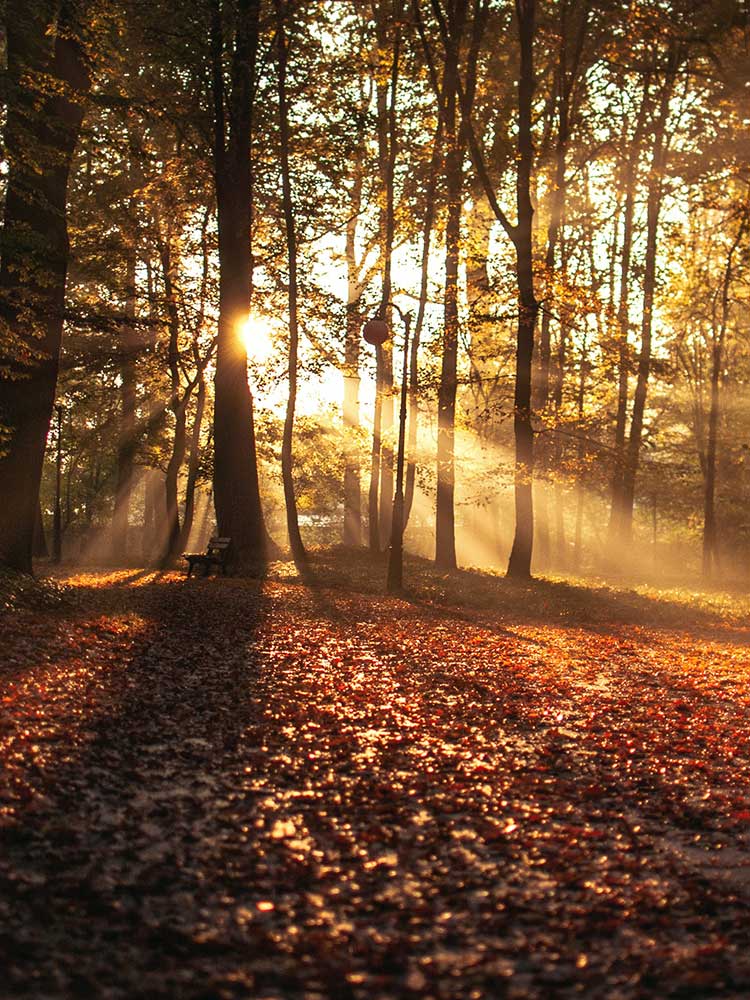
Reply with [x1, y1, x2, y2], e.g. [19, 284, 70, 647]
[276, 0, 306, 565]
[0, 0, 91, 574]
[210, 0, 268, 568]
[457, 0, 539, 579]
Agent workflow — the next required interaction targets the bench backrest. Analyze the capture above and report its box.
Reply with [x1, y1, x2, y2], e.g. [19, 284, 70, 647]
[207, 536, 232, 555]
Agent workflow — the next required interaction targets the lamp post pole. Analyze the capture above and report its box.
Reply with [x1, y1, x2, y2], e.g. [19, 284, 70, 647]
[362, 303, 412, 594]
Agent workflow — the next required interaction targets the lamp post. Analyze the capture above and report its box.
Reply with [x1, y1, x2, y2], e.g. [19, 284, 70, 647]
[363, 304, 412, 594]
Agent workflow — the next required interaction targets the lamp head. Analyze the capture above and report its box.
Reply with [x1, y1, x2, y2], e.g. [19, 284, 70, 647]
[362, 317, 389, 346]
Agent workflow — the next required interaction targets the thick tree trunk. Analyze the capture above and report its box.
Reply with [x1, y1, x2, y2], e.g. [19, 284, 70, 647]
[211, 0, 267, 569]
[506, 0, 539, 580]
[0, 0, 89, 574]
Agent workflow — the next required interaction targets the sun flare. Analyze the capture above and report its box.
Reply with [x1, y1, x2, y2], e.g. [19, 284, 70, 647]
[238, 313, 275, 364]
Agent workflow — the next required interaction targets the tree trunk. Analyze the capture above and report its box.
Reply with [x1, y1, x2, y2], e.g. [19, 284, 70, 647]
[343, 200, 363, 546]
[111, 243, 138, 563]
[0, 0, 89, 574]
[211, 0, 267, 569]
[143, 394, 163, 558]
[179, 369, 207, 552]
[405, 116, 443, 530]
[619, 57, 677, 538]
[276, 0, 306, 565]
[573, 338, 588, 571]
[435, 1, 467, 571]
[533, 1, 589, 572]
[403, 319, 421, 529]
[374, 16, 401, 551]
[703, 221, 744, 577]
[160, 234, 188, 567]
[506, 0, 539, 580]
[368, 349, 383, 553]
[378, 351, 394, 549]
[703, 336, 721, 579]
[607, 78, 651, 542]
[33, 500, 49, 559]
[552, 290, 568, 568]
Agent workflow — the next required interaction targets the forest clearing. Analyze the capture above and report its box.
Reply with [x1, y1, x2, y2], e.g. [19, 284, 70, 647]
[2, 553, 750, 999]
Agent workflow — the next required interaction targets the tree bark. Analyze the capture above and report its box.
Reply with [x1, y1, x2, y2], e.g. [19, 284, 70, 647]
[405, 116, 443, 530]
[179, 369, 207, 552]
[211, 0, 267, 569]
[703, 219, 745, 577]
[506, 0, 539, 580]
[111, 242, 138, 563]
[619, 55, 677, 539]
[33, 500, 49, 559]
[276, 0, 306, 566]
[534, 0, 588, 572]
[573, 338, 588, 570]
[435, 0, 468, 571]
[368, 349, 383, 553]
[375, 10, 401, 550]
[159, 233, 188, 566]
[0, 0, 90, 574]
[343, 172, 364, 546]
[607, 77, 651, 543]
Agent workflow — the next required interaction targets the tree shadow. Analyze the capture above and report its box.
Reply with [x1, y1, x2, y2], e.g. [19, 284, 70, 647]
[0, 573, 268, 998]
[300, 548, 750, 648]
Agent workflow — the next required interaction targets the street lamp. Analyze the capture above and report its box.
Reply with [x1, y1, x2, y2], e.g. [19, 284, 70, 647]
[363, 303, 412, 594]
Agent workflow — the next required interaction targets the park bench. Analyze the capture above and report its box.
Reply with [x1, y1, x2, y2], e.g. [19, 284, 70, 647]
[183, 537, 232, 578]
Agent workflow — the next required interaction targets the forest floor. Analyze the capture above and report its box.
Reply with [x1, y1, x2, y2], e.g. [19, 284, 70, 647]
[2, 550, 750, 999]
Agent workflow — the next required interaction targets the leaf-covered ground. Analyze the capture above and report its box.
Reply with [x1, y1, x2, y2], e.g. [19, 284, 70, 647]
[2, 555, 750, 998]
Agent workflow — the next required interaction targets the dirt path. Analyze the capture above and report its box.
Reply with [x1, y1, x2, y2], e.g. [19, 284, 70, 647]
[2, 570, 750, 998]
